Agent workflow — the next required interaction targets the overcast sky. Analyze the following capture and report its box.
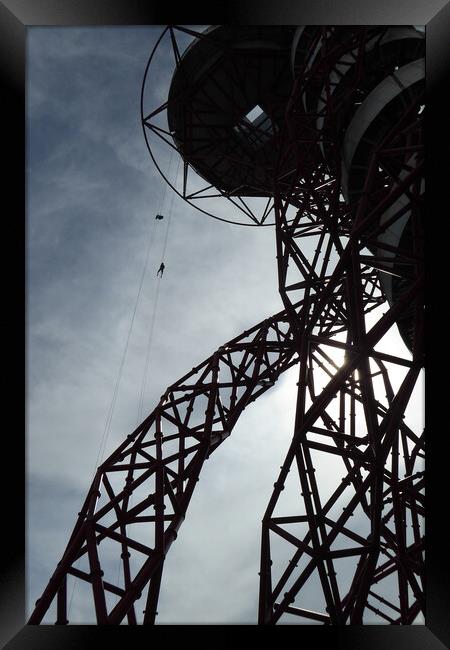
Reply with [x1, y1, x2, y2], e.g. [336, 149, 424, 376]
[26, 26, 424, 625]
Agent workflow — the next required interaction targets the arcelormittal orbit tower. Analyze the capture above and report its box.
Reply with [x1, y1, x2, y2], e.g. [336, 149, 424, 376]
[29, 25, 424, 625]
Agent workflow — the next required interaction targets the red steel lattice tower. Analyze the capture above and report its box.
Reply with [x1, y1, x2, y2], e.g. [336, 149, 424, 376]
[29, 25, 424, 625]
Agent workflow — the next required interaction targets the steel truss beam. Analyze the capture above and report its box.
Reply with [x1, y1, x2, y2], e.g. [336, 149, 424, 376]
[258, 27, 424, 624]
[29, 309, 300, 624]
[258, 258, 424, 624]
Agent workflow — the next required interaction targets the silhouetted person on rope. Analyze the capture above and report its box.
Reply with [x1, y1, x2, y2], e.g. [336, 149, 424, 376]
[157, 262, 165, 278]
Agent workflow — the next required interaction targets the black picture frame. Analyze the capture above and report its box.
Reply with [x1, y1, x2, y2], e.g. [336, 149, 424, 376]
[1, 0, 449, 647]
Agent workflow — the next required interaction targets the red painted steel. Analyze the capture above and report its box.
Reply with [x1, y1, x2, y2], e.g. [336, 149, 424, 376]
[257, 27, 424, 624]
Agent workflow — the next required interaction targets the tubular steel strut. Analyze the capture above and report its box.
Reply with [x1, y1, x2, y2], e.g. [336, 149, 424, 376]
[29, 310, 299, 624]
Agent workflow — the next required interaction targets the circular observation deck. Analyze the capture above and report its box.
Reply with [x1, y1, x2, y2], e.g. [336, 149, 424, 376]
[290, 26, 424, 352]
[167, 26, 295, 198]
[292, 27, 424, 161]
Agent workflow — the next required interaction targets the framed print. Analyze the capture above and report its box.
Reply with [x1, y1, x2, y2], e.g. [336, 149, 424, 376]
[1, 0, 449, 647]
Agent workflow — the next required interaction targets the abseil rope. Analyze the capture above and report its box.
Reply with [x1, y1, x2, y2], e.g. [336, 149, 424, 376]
[94, 146, 176, 474]
[136, 156, 180, 425]
[67, 213, 158, 618]
[69, 151, 177, 617]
